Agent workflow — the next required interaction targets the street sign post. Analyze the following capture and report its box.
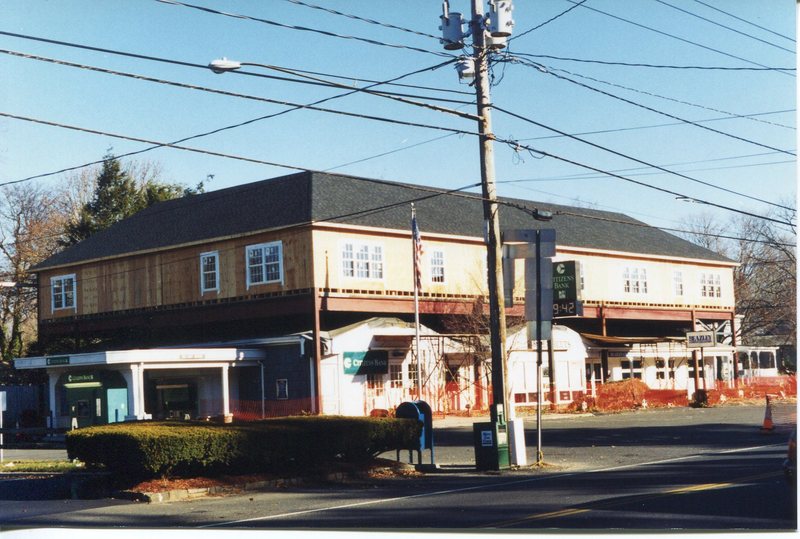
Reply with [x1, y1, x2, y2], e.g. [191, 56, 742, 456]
[501, 228, 556, 465]
[686, 331, 716, 393]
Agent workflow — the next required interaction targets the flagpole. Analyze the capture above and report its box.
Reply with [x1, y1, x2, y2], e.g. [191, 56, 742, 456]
[412, 204, 423, 401]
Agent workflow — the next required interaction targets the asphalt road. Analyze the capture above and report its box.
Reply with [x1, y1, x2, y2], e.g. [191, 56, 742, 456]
[0, 404, 795, 532]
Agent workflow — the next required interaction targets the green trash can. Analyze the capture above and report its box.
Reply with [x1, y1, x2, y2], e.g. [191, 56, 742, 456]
[473, 420, 510, 471]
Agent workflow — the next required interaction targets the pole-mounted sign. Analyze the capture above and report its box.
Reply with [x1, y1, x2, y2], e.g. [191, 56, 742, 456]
[552, 261, 583, 318]
[686, 331, 716, 348]
[502, 228, 555, 340]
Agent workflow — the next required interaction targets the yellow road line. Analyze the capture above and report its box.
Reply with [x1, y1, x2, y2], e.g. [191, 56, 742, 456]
[664, 482, 734, 494]
[526, 508, 592, 521]
[484, 470, 785, 528]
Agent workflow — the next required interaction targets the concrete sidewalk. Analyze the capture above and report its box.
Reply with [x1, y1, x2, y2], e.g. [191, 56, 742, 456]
[1, 448, 68, 462]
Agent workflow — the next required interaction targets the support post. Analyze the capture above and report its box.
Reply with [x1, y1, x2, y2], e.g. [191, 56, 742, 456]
[535, 231, 544, 464]
[547, 337, 556, 410]
[221, 364, 232, 422]
[472, 0, 507, 423]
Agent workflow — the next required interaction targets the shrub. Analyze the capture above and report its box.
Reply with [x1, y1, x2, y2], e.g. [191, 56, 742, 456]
[66, 416, 421, 480]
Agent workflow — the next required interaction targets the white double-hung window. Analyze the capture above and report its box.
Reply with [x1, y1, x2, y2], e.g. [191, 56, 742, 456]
[623, 267, 648, 295]
[673, 271, 684, 297]
[430, 249, 445, 283]
[200, 251, 220, 293]
[700, 272, 722, 298]
[51, 274, 76, 311]
[341, 241, 383, 280]
[246, 241, 283, 288]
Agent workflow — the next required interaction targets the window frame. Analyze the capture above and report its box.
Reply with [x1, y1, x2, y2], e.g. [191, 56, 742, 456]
[700, 272, 722, 298]
[245, 241, 284, 289]
[341, 240, 384, 280]
[51, 274, 77, 312]
[620, 359, 643, 380]
[366, 373, 385, 396]
[623, 266, 648, 295]
[389, 363, 403, 389]
[673, 270, 684, 297]
[276, 379, 289, 400]
[199, 251, 220, 294]
[430, 249, 446, 284]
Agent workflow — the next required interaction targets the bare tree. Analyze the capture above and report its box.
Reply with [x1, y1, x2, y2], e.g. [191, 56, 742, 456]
[682, 205, 796, 355]
[0, 184, 66, 371]
[730, 209, 796, 347]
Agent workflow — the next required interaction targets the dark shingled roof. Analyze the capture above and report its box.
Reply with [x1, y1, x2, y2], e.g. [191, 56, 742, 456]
[36, 171, 732, 270]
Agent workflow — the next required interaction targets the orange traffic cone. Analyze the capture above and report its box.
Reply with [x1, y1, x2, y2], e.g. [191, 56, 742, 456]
[760, 395, 775, 433]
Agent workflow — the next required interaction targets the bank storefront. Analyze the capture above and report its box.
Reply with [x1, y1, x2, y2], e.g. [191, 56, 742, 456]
[15, 347, 270, 429]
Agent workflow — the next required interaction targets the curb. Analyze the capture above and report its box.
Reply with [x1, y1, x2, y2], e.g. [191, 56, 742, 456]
[114, 471, 361, 503]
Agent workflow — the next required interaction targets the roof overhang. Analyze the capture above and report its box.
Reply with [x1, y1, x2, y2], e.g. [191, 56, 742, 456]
[14, 347, 267, 370]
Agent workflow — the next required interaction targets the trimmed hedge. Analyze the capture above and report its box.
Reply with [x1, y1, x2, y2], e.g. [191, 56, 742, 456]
[66, 416, 421, 479]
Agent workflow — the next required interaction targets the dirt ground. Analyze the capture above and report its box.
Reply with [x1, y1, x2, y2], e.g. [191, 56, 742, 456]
[129, 458, 421, 493]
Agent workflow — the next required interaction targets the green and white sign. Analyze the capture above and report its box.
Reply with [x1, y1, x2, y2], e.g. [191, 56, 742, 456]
[46, 356, 70, 366]
[343, 351, 389, 375]
[552, 261, 581, 301]
[552, 261, 583, 317]
[67, 374, 95, 383]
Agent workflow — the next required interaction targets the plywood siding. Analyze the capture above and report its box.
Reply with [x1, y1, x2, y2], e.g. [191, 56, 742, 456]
[311, 228, 487, 296]
[38, 228, 314, 320]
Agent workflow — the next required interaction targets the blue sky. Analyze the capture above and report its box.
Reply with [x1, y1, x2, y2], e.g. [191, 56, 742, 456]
[1, 1, 795, 234]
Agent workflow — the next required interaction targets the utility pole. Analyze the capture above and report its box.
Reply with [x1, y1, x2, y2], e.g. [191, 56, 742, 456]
[470, 0, 508, 422]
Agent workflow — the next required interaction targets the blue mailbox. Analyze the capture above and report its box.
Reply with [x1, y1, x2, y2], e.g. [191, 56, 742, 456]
[395, 400, 435, 465]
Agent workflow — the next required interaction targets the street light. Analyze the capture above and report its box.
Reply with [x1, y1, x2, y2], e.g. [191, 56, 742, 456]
[208, 58, 243, 74]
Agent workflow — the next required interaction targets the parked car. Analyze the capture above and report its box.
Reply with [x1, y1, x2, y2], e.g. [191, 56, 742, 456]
[784, 429, 796, 484]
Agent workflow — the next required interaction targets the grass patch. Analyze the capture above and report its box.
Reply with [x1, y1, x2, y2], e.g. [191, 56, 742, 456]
[0, 460, 84, 473]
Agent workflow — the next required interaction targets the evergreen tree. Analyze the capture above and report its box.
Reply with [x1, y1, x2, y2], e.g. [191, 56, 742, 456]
[62, 153, 198, 246]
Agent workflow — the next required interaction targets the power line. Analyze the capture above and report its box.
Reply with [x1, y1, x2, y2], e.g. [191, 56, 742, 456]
[154, 0, 453, 58]
[506, 52, 795, 72]
[3, 49, 467, 108]
[324, 133, 458, 172]
[0, 56, 475, 185]
[0, 32, 467, 99]
[0, 112, 310, 183]
[502, 156, 794, 183]
[0, 104, 476, 186]
[509, 0, 589, 42]
[536, 61, 797, 131]
[6, 48, 475, 120]
[517, 109, 796, 139]
[5, 107, 792, 228]
[515, 58, 796, 156]
[490, 134, 795, 227]
[3, 51, 793, 226]
[493, 104, 795, 212]
[282, 0, 441, 41]
[253, 64, 472, 97]
[690, 0, 794, 43]
[231, 60, 478, 120]
[652, 0, 795, 54]
[566, 0, 795, 76]
[553, 209, 796, 248]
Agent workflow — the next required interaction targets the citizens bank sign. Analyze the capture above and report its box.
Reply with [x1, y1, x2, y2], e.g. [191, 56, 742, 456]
[343, 351, 389, 375]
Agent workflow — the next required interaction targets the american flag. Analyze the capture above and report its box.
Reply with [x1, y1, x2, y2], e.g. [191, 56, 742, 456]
[412, 211, 424, 291]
